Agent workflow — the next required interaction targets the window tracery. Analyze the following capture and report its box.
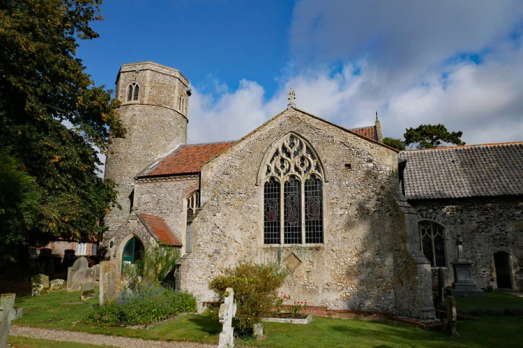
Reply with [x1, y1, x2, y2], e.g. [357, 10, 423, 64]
[419, 221, 446, 267]
[263, 134, 324, 245]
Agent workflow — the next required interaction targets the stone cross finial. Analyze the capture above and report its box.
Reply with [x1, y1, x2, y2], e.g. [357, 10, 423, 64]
[218, 287, 237, 348]
[287, 87, 296, 109]
[1, 293, 23, 348]
[376, 111, 379, 122]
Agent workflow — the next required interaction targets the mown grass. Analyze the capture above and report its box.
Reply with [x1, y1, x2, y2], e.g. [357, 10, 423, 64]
[11, 289, 523, 348]
[455, 291, 523, 316]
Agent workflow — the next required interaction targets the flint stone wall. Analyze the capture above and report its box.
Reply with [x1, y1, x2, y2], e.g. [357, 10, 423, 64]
[104, 62, 189, 236]
[180, 109, 406, 312]
[134, 176, 198, 255]
[410, 197, 523, 290]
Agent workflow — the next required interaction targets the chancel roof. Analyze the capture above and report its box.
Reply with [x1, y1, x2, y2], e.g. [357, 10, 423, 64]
[400, 142, 523, 200]
[138, 214, 182, 246]
[350, 125, 379, 142]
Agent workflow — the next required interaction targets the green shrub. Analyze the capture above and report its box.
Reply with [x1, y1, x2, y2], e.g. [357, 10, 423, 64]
[209, 262, 287, 336]
[87, 285, 197, 326]
[122, 243, 180, 290]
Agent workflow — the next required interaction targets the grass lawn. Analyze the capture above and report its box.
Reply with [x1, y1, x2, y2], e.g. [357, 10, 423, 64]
[8, 336, 108, 348]
[455, 291, 523, 315]
[11, 289, 523, 348]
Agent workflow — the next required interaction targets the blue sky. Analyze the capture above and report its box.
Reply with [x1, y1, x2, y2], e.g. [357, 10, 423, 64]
[78, 0, 523, 146]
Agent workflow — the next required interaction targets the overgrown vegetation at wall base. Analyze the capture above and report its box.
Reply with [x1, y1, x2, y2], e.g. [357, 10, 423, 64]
[87, 285, 196, 326]
[209, 263, 287, 336]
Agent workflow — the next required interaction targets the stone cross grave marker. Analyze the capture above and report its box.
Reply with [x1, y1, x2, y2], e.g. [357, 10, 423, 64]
[1, 293, 23, 348]
[445, 296, 457, 336]
[218, 287, 237, 348]
[67, 257, 89, 291]
[99, 261, 122, 305]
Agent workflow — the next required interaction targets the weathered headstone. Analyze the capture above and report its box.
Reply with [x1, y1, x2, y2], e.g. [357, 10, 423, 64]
[218, 287, 237, 348]
[445, 296, 457, 336]
[0, 293, 23, 348]
[67, 257, 89, 291]
[81, 282, 95, 300]
[450, 232, 484, 297]
[99, 261, 121, 305]
[31, 274, 49, 296]
[436, 268, 445, 307]
[50, 279, 65, 291]
[92, 264, 100, 282]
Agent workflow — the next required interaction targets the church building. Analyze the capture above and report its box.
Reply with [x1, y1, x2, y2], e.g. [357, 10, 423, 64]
[102, 62, 523, 320]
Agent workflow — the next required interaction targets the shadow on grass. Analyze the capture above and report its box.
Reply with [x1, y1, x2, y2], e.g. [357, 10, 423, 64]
[187, 313, 221, 335]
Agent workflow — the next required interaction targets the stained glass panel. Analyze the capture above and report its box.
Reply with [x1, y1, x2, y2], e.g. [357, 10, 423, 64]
[284, 176, 301, 244]
[264, 178, 280, 244]
[305, 176, 323, 243]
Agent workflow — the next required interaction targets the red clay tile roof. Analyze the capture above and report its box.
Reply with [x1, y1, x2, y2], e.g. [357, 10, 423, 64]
[350, 125, 378, 141]
[139, 214, 182, 247]
[140, 141, 236, 178]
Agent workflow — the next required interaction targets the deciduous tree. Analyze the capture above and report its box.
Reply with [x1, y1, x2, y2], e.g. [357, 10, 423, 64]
[0, 0, 125, 263]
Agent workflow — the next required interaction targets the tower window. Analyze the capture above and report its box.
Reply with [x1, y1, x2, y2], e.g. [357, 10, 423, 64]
[127, 82, 139, 102]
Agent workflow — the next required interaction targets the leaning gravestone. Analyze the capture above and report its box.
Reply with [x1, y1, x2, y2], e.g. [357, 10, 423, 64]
[67, 257, 90, 291]
[81, 282, 95, 300]
[445, 296, 458, 336]
[31, 274, 49, 296]
[218, 287, 237, 348]
[99, 261, 121, 305]
[0, 293, 23, 348]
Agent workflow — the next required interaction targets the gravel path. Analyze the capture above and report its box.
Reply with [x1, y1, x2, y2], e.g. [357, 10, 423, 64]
[11, 325, 217, 348]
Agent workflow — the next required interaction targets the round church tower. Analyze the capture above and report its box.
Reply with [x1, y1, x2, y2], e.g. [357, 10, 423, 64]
[104, 61, 190, 234]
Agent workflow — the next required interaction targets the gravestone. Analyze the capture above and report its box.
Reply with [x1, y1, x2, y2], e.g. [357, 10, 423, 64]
[92, 264, 100, 281]
[31, 274, 49, 296]
[0, 293, 23, 348]
[67, 257, 90, 291]
[218, 287, 237, 348]
[99, 261, 121, 305]
[81, 282, 95, 300]
[436, 268, 445, 307]
[50, 279, 65, 291]
[445, 296, 458, 336]
[450, 232, 484, 297]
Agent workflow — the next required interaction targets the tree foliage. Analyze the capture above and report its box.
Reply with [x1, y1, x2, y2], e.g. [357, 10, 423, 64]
[0, 0, 125, 263]
[383, 137, 406, 151]
[209, 262, 287, 335]
[403, 124, 465, 149]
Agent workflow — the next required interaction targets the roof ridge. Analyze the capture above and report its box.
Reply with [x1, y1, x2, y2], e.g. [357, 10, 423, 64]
[139, 213, 163, 220]
[181, 140, 237, 147]
[402, 141, 523, 152]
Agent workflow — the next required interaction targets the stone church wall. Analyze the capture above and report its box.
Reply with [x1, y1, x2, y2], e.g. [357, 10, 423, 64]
[134, 176, 198, 255]
[181, 109, 404, 312]
[410, 197, 523, 290]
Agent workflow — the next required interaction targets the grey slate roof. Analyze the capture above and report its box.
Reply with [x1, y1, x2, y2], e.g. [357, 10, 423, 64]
[400, 142, 523, 200]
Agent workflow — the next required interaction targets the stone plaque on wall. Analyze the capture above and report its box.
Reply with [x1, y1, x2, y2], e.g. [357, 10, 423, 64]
[285, 252, 302, 273]
[99, 261, 121, 305]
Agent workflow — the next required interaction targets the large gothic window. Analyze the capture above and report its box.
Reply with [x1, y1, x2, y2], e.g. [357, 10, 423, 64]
[263, 134, 324, 245]
[127, 82, 139, 102]
[419, 221, 446, 267]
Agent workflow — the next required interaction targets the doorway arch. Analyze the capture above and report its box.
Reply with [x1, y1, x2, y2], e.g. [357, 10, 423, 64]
[121, 236, 144, 271]
[494, 251, 512, 289]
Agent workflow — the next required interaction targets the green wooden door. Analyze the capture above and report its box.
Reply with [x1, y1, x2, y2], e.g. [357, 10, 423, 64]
[122, 238, 136, 271]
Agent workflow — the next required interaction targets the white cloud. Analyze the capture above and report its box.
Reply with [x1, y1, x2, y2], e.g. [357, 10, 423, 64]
[186, 1, 523, 146]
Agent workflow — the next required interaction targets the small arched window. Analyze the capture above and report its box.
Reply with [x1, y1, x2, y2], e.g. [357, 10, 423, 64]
[263, 134, 324, 245]
[185, 191, 200, 254]
[127, 82, 139, 102]
[419, 221, 446, 267]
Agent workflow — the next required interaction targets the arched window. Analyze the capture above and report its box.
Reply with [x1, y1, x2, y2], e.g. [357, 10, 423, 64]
[419, 221, 446, 267]
[127, 82, 139, 102]
[185, 191, 199, 253]
[263, 134, 324, 245]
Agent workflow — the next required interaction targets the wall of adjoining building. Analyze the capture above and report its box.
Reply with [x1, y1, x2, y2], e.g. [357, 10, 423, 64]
[410, 197, 523, 290]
